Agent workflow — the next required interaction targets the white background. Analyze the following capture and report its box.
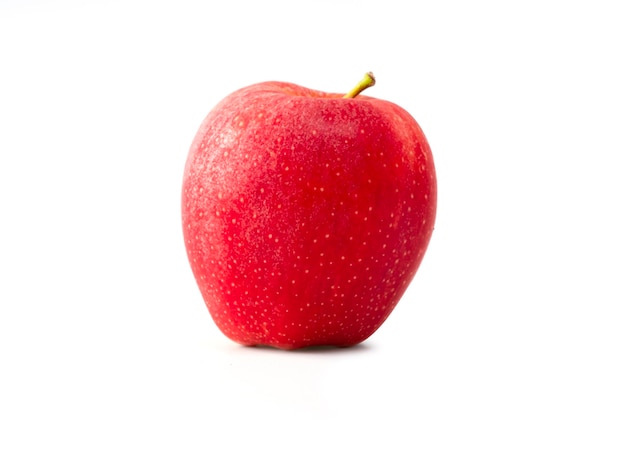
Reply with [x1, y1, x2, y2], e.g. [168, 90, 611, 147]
[1, 0, 625, 448]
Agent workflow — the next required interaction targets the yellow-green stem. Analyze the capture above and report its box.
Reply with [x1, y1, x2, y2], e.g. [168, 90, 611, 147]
[343, 72, 376, 98]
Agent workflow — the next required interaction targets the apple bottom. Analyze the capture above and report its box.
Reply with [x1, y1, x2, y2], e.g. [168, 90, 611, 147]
[189, 173, 433, 349]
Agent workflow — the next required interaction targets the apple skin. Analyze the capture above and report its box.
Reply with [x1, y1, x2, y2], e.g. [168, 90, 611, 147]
[182, 79, 436, 350]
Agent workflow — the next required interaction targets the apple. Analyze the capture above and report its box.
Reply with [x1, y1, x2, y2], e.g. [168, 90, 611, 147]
[182, 73, 436, 349]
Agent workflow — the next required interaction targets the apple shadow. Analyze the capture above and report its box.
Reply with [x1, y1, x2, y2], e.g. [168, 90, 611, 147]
[237, 341, 374, 354]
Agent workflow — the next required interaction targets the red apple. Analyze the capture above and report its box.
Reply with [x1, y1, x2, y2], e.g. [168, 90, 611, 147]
[182, 73, 436, 349]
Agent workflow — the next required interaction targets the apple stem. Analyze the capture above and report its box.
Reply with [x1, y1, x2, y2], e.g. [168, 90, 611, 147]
[343, 72, 376, 98]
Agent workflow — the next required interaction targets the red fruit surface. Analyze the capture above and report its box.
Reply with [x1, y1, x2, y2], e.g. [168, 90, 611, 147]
[182, 80, 436, 349]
